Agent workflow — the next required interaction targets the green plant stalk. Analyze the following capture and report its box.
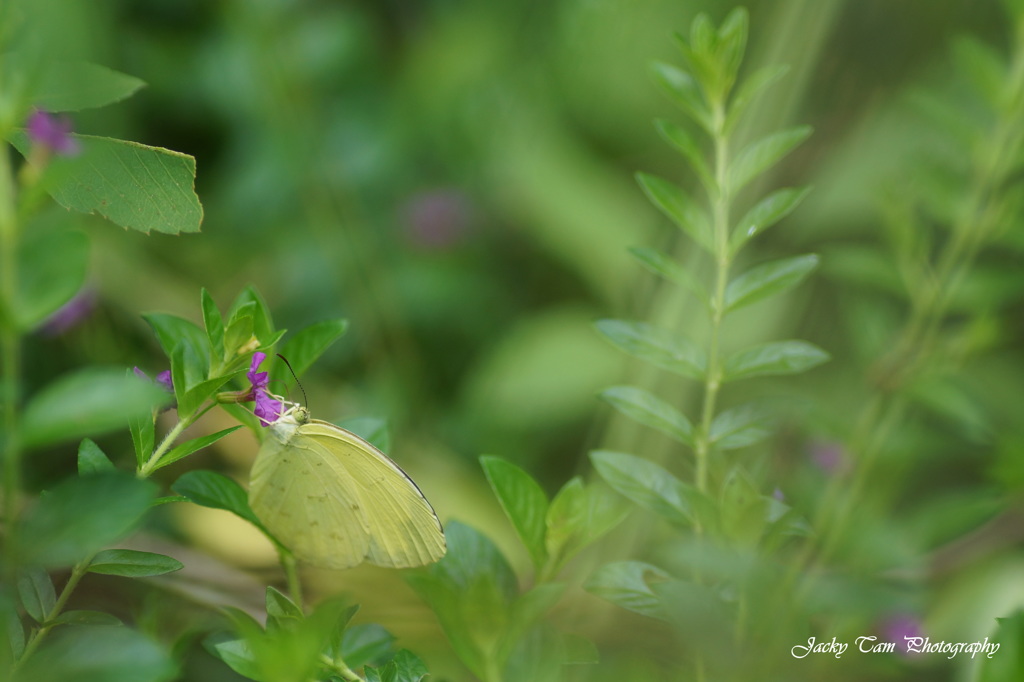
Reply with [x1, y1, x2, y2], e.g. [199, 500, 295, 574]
[812, 29, 1024, 563]
[0, 123, 20, 574]
[13, 555, 91, 670]
[318, 653, 362, 682]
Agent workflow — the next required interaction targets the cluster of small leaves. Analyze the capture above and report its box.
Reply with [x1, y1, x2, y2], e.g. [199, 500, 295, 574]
[205, 587, 428, 682]
[588, 6, 821, 643]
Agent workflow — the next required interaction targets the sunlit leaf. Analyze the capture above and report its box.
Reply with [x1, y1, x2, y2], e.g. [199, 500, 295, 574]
[728, 126, 811, 194]
[590, 450, 693, 527]
[724, 254, 818, 313]
[729, 187, 811, 255]
[480, 456, 549, 569]
[709, 402, 774, 450]
[723, 340, 829, 381]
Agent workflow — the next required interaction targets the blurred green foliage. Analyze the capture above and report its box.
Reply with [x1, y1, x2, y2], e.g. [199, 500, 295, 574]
[3, 0, 1024, 680]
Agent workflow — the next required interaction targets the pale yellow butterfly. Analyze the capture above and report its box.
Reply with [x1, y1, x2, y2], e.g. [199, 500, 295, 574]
[248, 402, 446, 569]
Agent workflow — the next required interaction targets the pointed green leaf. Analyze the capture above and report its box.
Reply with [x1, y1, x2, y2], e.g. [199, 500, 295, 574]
[595, 319, 705, 379]
[365, 649, 428, 682]
[716, 8, 749, 94]
[171, 470, 263, 529]
[724, 254, 819, 313]
[629, 247, 709, 304]
[9, 133, 202, 235]
[725, 64, 789, 132]
[17, 472, 157, 568]
[22, 369, 170, 449]
[51, 610, 123, 627]
[88, 549, 183, 578]
[151, 426, 243, 473]
[480, 456, 549, 569]
[719, 466, 768, 546]
[142, 313, 209, 368]
[723, 340, 829, 381]
[18, 568, 55, 623]
[590, 450, 693, 527]
[179, 373, 238, 419]
[78, 439, 115, 475]
[25, 61, 145, 112]
[340, 624, 396, 671]
[273, 319, 349, 385]
[201, 289, 225, 364]
[266, 586, 303, 625]
[650, 62, 712, 131]
[729, 126, 812, 194]
[203, 633, 261, 681]
[129, 411, 155, 470]
[636, 173, 713, 253]
[600, 386, 694, 447]
[710, 402, 774, 450]
[654, 120, 714, 193]
[229, 287, 275, 346]
[729, 187, 811, 255]
[585, 561, 671, 620]
[2, 594, 25, 659]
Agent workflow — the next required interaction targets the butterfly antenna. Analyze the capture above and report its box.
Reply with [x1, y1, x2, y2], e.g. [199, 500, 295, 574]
[276, 354, 309, 408]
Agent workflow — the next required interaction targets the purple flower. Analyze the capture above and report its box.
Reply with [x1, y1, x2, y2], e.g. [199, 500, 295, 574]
[133, 367, 174, 392]
[27, 109, 81, 156]
[247, 352, 282, 426]
[403, 189, 471, 250]
[882, 613, 924, 655]
[809, 440, 849, 475]
[772, 487, 785, 502]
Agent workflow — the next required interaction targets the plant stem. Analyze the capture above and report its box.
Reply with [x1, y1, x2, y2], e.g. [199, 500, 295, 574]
[13, 556, 91, 671]
[281, 550, 303, 610]
[0, 112, 21, 573]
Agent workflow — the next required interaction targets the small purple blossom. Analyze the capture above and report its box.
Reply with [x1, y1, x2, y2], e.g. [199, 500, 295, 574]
[809, 440, 849, 475]
[882, 613, 924, 655]
[133, 367, 174, 392]
[403, 189, 471, 250]
[247, 352, 282, 426]
[772, 487, 786, 502]
[27, 109, 81, 156]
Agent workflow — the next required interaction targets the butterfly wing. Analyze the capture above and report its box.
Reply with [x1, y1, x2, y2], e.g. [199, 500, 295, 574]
[249, 423, 372, 569]
[301, 420, 446, 568]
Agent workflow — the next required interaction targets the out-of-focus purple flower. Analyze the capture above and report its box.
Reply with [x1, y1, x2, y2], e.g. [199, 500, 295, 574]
[772, 487, 785, 502]
[247, 352, 282, 426]
[134, 367, 174, 392]
[882, 613, 924, 655]
[27, 109, 81, 156]
[39, 287, 96, 336]
[809, 440, 849, 475]
[403, 189, 471, 250]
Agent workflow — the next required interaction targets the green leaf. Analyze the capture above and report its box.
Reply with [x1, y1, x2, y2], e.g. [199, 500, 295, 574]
[17, 472, 157, 568]
[151, 426, 243, 473]
[223, 305, 256, 358]
[87, 549, 183, 578]
[51, 610, 123, 627]
[728, 125, 812, 194]
[12, 226, 89, 331]
[28, 61, 145, 112]
[204, 633, 262, 681]
[629, 247, 709, 304]
[725, 64, 789, 132]
[10, 625, 176, 682]
[650, 61, 712, 131]
[171, 470, 264, 530]
[976, 610, 1024, 682]
[723, 340, 829, 381]
[709, 402, 774, 450]
[585, 561, 671, 619]
[9, 132, 202, 235]
[545, 478, 628, 562]
[719, 466, 767, 547]
[480, 456, 550, 569]
[729, 187, 811, 255]
[1, 594, 24, 660]
[636, 172, 713, 253]
[716, 7, 748, 96]
[723, 254, 819, 314]
[364, 649, 428, 682]
[229, 287, 276, 347]
[17, 567, 55, 623]
[600, 386, 694, 447]
[22, 368, 170, 449]
[273, 319, 349, 385]
[654, 119, 714, 192]
[952, 35, 1006, 109]
[266, 586, 303, 630]
[201, 289, 225, 365]
[129, 411, 155, 470]
[340, 624, 395, 670]
[142, 313, 209, 369]
[179, 373, 239, 419]
[78, 439, 115, 475]
[595, 319, 705, 379]
[590, 450, 693, 527]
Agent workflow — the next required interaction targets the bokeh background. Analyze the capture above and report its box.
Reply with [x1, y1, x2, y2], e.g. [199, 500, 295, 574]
[17, 0, 1024, 680]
